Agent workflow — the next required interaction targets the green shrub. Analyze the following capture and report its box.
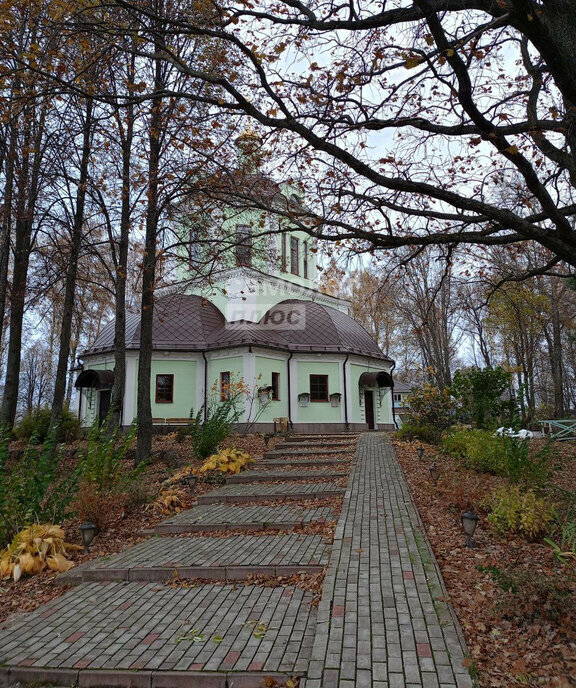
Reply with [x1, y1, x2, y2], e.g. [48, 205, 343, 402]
[487, 485, 555, 540]
[395, 423, 442, 444]
[15, 407, 81, 444]
[441, 428, 490, 459]
[78, 421, 140, 493]
[441, 431, 558, 488]
[406, 383, 456, 430]
[187, 399, 242, 460]
[441, 428, 504, 472]
[451, 366, 512, 428]
[0, 430, 80, 548]
[498, 437, 558, 489]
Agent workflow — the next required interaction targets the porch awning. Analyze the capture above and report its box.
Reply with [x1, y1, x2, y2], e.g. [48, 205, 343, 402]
[358, 371, 394, 388]
[74, 369, 114, 390]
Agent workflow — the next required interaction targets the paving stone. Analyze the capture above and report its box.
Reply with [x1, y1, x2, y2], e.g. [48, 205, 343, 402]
[0, 582, 315, 677]
[60, 534, 330, 584]
[263, 448, 350, 458]
[155, 504, 335, 534]
[308, 435, 472, 686]
[258, 458, 349, 468]
[226, 469, 348, 484]
[197, 482, 345, 504]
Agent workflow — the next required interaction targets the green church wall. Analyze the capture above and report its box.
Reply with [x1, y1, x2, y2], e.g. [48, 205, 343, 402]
[207, 355, 244, 408]
[253, 355, 288, 422]
[131, 360, 198, 420]
[295, 360, 341, 423]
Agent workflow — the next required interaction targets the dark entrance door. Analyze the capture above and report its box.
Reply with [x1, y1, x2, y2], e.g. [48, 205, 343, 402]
[98, 390, 111, 426]
[364, 390, 375, 430]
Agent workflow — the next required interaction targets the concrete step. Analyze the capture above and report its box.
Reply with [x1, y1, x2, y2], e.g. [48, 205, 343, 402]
[0, 581, 315, 686]
[274, 441, 355, 450]
[154, 504, 335, 535]
[281, 433, 359, 442]
[197, 482, 345, 505]
[225, 469, 347, 484]
[257, 458, 350, 469]
[263, 447, 350, 458]
[59, 534, 330, 585]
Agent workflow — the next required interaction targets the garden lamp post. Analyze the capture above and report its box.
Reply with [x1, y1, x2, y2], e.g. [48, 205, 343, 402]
[79, 522, 98, 553]
[461, 509, 480, 548]
[417, 445, 424, 460]
[428, 460, 439, 485]
[185, 474, 198, 493]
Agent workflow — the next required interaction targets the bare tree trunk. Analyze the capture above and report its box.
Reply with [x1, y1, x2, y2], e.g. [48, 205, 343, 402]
[109, 56, 135, 432]
[136, 33, 163, 464]
[0, 121, 17, 353]
[50, 98, 94, 430]
[1, 103, 46, 428]
[548, 283, 565, 418]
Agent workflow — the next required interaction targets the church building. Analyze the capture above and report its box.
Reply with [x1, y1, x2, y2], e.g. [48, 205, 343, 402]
[75, 129, 396, 433]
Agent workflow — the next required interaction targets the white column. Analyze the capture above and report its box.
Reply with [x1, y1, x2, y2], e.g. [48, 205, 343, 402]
[124, 356, 137, 425]
[243, 350, 257, 424]
[289, 356, 298, 423]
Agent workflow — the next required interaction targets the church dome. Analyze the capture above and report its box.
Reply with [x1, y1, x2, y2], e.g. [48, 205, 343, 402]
[260, 300, 389, 359]
[86, 294, 225, 354]
[85, 296, 389, 361]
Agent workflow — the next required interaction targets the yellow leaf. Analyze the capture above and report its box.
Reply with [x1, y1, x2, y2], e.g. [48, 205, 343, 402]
[47, 554, 74, 573]
[446, 48, 454, 57]
[504, 145, 519, 154]
[13, 563, 22, 582]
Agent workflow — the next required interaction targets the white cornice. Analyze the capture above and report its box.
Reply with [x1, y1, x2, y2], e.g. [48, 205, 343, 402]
[156, 266, 349, 311]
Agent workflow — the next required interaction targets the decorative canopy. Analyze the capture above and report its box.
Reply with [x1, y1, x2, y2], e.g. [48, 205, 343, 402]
[75, 369, 114, 390]
[358, 371, 394, 388]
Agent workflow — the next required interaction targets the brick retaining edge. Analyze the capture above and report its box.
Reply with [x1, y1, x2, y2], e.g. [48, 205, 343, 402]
[0, 666, 304, 688]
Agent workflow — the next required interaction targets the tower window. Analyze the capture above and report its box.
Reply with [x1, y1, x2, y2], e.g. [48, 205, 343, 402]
[303, 240, 309, 279]
[236, 225, 252, 267]
[271, 372, 280, 400]
[156, 374, 174, 403]
[290, 236, 299, 275]
[188, 226, 200, 269]
[281, 233, 287, 272]
[310, 374, 329, 402]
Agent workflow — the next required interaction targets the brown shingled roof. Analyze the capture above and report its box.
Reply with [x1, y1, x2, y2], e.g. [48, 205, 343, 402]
[85, 294, 391, 362]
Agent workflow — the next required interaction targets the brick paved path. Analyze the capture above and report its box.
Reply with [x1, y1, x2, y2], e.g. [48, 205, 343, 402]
[197, 482, 345, 504]
[0, 434, 473, 688]
[61, 534, 330, 584]
[304, 434, 472, 688]
[154, 504, 335, 534]
[0, 582, 315, 680]
[226, 470, 348, 484]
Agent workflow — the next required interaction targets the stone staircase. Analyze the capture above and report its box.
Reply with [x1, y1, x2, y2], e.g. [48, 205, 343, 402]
[0, 434, 356, 688]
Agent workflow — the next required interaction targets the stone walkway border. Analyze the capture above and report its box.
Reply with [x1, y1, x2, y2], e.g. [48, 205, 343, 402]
[304, 433, 473, 688]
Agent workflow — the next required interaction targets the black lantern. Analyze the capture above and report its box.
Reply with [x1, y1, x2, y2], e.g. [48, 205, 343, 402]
[417, 445, 424, 460]
[461, 509, 479, 548]
[185, 474, 198, 492]
[428, 460, 439, 485]
[79, 522, 98, 553]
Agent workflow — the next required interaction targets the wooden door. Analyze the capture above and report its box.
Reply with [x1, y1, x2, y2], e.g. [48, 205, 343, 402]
[98, 390, 111, 426]
[364, 390, 375, 430]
